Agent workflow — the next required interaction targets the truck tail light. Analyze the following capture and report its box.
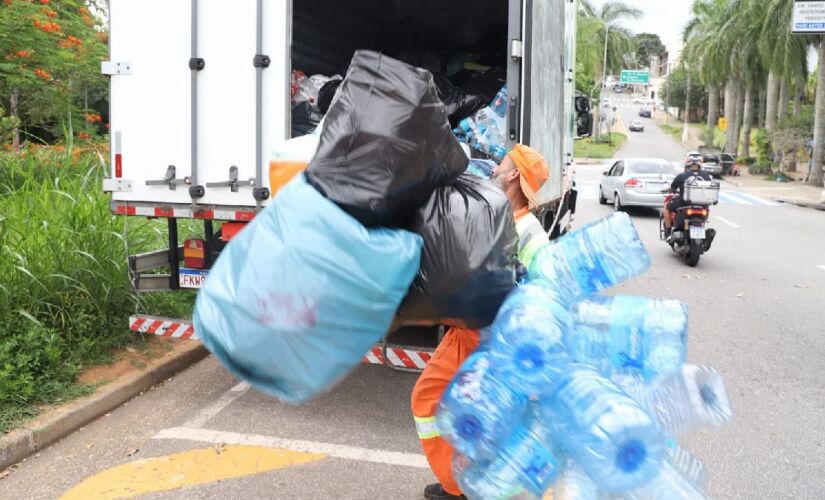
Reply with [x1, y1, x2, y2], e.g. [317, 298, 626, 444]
[624, 178, 642, 188]
[183, 239, 206, 269]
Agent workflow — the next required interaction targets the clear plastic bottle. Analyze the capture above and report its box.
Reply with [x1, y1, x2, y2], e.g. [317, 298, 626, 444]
[454, 407, 561, 500]
[618, 364, 732, 438]
[528, 212, 651, 299]
[436, 351, 528, 462]
[624, 460, 708, 500]
[666, 441, 708, 492]
[455, 117, 476, 138]
[490, 86, 508, 118]
[540, 365, 665, 492]
[567, 296, 688, 380]
[486, 284, 572, 395]
[552, 461, 602, 500]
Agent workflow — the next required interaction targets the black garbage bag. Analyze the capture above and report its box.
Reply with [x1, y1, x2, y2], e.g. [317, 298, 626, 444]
[432, 73, 489, 128]
[317, 78, 343, 115]
[458, 67, 506, 107]
[306, 51, 468, 228]
[397, 173, 519, 329]
[291, 101, 323, 137]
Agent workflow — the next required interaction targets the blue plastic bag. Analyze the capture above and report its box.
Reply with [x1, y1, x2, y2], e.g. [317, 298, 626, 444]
[194, 174, 423, 404]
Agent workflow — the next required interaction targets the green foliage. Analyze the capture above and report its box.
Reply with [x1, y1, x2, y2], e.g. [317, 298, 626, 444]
[752, 129, 773, 166]
[0, 146, 193, 432]
[662, 67, 708, 112]
[576, 1, 641, 93]
[633, 33, 666, 69]
[0, 0, 108, 143]
[574, 132, 627, 159]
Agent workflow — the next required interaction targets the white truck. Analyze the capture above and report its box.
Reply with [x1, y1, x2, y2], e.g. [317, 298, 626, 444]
[104, 0, 580, 369]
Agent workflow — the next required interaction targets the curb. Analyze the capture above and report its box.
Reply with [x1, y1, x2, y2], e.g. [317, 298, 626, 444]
[0, 343, 208, 471]
[774, 198, 825, 211]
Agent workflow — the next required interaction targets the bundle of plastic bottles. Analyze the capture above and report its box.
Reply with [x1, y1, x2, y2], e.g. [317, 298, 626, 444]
[436, 212, 733, 499]
[453, 86, 509, 162]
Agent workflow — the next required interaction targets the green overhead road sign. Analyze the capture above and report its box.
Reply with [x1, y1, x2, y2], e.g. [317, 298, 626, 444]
[620, 70, 650, 85]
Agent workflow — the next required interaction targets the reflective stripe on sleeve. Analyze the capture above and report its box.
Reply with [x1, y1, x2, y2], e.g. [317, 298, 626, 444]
[413, 416, 440, 440]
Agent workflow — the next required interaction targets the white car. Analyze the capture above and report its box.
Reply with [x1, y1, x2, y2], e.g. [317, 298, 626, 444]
[599, 158, 681, 211]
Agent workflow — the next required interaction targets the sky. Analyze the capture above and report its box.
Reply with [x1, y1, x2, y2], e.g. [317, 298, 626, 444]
[589, 0, 694, 58]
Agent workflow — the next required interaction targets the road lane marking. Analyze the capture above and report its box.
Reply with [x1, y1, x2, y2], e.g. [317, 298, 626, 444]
[714, 216, 740, 228]
[733, 192, 780, 206]
[59, 445, 326, 500]
[154, 426, 429, 469]
[718, 192, 754, 205]
[184, 381, 250, 428]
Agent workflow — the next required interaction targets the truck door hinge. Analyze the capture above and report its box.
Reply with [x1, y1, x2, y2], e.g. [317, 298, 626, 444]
[511, 40, 524, 60]
[101, 61, 132, 75]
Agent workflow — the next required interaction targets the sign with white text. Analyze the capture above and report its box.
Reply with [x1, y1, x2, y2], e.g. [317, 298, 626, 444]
[793, 1, 825, 34]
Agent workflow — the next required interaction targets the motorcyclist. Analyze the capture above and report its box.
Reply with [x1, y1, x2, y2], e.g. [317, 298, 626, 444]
[662, 157, 712, 238]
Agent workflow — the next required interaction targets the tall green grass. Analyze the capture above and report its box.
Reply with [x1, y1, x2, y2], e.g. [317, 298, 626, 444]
[0, 146, 192, 432]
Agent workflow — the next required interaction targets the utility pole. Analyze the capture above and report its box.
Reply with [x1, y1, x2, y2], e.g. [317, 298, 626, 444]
[600, 25, 610, 138]
[665, 62, 671, 126]
[682, 65, 691, 143]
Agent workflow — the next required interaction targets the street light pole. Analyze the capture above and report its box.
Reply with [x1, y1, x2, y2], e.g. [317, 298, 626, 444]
[682, 64, 691, 143]
[665, 62, 671, 126]
[600, 25, 610, 138]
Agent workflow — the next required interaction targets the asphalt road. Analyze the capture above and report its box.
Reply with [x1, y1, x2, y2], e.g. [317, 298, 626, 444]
[3, 99, 825, 499]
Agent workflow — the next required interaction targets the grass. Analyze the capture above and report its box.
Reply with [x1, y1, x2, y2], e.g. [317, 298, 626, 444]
[574, 133, 628, 159]
[660, 124, 685, 142]
[0, 143, 194, 434]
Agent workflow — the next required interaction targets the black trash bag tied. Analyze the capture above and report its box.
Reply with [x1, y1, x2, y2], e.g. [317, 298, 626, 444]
[398, 173, 519, 329]
[306, 50, 468, 228]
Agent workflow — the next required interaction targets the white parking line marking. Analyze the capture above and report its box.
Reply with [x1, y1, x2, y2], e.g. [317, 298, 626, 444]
[154, 427, 429, 469]
[183, 381, 251, 428]
[715, 216, 740, 228]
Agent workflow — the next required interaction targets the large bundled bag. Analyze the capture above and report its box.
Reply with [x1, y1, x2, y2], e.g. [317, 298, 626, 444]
[194, 174, 423, 404]
[306, 50, 468, 228]
[397, 173, 519, 329]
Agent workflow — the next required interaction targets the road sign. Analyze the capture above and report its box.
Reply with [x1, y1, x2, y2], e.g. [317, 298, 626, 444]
[620, 70, 650, 85]
[792, 1, 825, 34]
[718, 117, 728, 131]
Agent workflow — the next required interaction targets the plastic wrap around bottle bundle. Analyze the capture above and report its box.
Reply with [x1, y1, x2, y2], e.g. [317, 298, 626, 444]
[466, 159, 497, 179]
[455, 409, 562, 500]
[193, 175, 422, 404]
[528, 212, 651, 299]
[485, 283, 573, 394]
[552, 461, 601, 500]
[666, 441, 709, 491]
[568, 296, 688, 380]
[624, 460, 707, 500]
[541, 365, 666, 492]
[306, 51, 468, 228]
[436, 351, 528, 462]
[618, 364, 732, 438]
[397, 173, 519, 329]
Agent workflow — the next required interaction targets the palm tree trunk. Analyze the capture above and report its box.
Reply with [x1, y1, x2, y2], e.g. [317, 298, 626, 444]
[793, 82, 802, 116]
[758, 86, 767, 129]
[777, 79, 789, 126]
[765, 72, 779, 133]
[734, 83, 745, 157]
[706, 83, 719, 131]
[10, 88, 20, 152]
[810, 42, 825, 187]
[724, 79, 740, 155]
[742, 84, 754, 159]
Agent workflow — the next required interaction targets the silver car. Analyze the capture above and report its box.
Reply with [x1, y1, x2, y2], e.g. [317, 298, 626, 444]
[599, 158, 680, 211]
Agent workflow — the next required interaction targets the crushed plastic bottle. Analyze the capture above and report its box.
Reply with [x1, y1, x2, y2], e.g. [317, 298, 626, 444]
[541, 365, 665, 492]
[436, 351, 528, 462]
[567, 296, 688, 380]
[528, 213, 651, 299]
[619, 364, 732, 438]
[486, 284, 572, 394]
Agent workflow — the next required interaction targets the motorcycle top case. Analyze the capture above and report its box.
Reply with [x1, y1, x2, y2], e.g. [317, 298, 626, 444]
[397, 173, 519, 329]
[194, 174, 423, 404]
[306, 50, 468, 228]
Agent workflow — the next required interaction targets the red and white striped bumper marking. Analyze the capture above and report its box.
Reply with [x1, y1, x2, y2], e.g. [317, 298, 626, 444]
[362, 346, 433, 370]
[111, 202, 256, 222]
[129, 315, 197, 340]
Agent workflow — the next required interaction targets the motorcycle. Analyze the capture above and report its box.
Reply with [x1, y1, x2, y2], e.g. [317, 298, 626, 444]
[659, 179, 720, 267]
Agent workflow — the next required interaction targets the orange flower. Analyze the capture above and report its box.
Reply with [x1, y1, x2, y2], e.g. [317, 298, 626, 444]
[78, 132, 91, 140]
[39, 0, 49, 4]
[33, 68, 51, 80]
[96, 32, 108, 43]
[15, 50, 31, 58]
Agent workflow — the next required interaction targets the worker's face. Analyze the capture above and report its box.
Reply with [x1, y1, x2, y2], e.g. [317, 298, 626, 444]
[491, 155, 519, 193]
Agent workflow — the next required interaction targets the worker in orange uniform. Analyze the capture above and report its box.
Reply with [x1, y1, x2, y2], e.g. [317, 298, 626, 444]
[412, 144, 551, 500]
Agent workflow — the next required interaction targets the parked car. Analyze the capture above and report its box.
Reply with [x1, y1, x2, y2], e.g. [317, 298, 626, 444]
[629, 119, 645, 132]
[719, 153, 735, 175]
[599, 158, 680, 211]
[638, 108, 652, 118]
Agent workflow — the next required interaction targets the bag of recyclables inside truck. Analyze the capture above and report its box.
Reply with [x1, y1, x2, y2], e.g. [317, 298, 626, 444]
[194, 174, 423, 404]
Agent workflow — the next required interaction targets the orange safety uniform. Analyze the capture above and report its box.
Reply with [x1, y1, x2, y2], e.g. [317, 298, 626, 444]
[410, 145, 551, 496]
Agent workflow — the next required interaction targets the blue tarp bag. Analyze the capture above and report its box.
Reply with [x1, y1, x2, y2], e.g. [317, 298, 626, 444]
[194, 174, 423, 404]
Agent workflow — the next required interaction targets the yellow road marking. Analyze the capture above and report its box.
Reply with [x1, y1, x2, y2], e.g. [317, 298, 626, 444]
[59, 445, 326, 499]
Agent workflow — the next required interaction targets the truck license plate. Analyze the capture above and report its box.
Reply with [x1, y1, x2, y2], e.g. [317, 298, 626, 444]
[179, 268, 208, 289]
[689, 226, 706, 239]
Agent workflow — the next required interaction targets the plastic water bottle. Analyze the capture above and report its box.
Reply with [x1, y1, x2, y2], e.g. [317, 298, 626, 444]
[491, 145, 508, 163]
[567, 296, 688, 380]
[455, 117, 476, 138]
[466, 159, 496, 179]
[552, 461, 601, 500]
[528, 213, 651, 299]
[540, 365, 665, 492]
[666, 441, 708, 491]
[618, 364, 732, 438]
[624, 460, 707, 500]
[454, 407, 562, 500]
[486, 284, 572, 395]
[436, 351, 528, 462]
[490, 86, 508, 118]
